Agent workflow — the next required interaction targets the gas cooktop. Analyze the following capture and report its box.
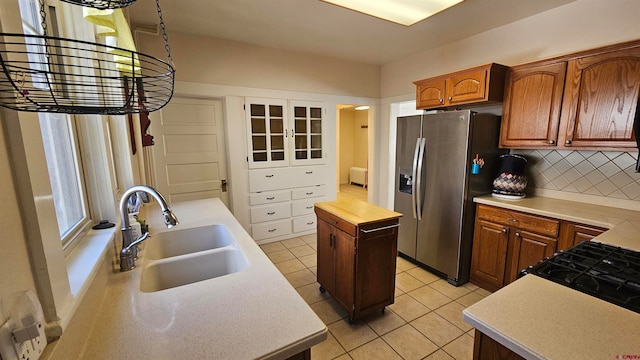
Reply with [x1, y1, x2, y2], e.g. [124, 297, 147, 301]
[521, 241, 640, 314]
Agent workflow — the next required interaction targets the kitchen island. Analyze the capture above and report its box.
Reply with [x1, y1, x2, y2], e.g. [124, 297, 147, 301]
[73, 198, 327, 359]
[464, 195, 640, 359]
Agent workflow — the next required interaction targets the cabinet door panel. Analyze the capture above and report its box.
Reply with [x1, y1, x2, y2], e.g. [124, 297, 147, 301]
[316, 219, 335, 293]
[470, 220, 509, 291]
[500, 62, 566, 148]
[415, 79, 446, 109]
[355, 227, 397, 317]
[447, 70, 486, 104]
[562, 47, 640, 149]
[333, 228, 355, 312]
[508, 230, 557, 283]
[558, 222, 607, 251]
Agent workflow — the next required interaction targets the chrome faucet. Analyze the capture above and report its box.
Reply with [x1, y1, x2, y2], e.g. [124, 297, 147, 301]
[119, 185, 178, 272]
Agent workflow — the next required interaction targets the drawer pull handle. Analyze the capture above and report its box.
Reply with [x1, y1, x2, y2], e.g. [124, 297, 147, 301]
[507, 217, 519, 222]
[306, 192, 314, 195]
[306, 206, 313, 209]
[266, 196, 275, 200]
[268, 228, 277, 233]
[328, 219, 338, 225]
[306, 221, 314, 225]
[267, 211, 275, 215]
[361, 224, 400, 234]
[305, 171, 313, 174]
[266, 174, 274, 178]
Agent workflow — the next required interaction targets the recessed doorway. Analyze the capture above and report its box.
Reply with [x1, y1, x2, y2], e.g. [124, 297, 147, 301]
[336, 104, 369, 203]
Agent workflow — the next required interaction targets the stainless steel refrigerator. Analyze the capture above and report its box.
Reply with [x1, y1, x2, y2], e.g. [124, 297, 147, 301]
[394, 110, 505, 286]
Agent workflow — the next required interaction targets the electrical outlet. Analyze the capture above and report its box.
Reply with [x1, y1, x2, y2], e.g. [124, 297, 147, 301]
[0, 291, 46, 360]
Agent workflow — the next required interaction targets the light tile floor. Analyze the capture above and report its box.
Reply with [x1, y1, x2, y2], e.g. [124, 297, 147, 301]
[260, 234, 491, 360]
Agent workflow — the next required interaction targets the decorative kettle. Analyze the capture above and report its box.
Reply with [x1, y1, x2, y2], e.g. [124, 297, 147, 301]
[492, 154, 528, 199]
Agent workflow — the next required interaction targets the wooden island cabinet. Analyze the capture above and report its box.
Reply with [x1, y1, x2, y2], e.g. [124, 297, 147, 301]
[315, 200, 402, 323]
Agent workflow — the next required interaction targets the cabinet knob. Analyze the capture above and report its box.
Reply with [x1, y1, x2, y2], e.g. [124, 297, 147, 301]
[448, 96, 452, 101]
[502, 228, 507, 233]
[548, 140, 555, 145]
[565, 139, 572, 145]
[440, 99, 444, 104]
[515, 232, 521, 237]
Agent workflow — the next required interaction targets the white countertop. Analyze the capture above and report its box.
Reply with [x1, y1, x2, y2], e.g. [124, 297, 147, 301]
[79, 198, 327, 360]
[464, 195, 640, 359]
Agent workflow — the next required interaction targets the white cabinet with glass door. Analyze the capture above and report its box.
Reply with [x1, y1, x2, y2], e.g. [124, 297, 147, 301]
[246, 97, 325, 169]
[246, 98, 289, 169]
[290, 100, 324, 166]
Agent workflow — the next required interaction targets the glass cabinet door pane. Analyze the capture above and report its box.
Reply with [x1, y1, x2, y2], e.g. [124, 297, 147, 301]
[310, 107, 321, 118]
[270, 119, 284, 134]
[311, 135, 321, 149]
[269, 105, 283, 118]
[310, 119, 321, 134]
[253, 152, 267, 162]
[252, 135, 267, 151]
[271, 135, 284, 150]
[311, 150, 322, 159]
[251, 118, 266, 133]
[295, 150, 307, 160]
[251, 104, 265, 116]
[272, 151, 285, 161]
[295, 135, 307, 150]
[294, 106, 306, 117]
[295, 119, 307, 133]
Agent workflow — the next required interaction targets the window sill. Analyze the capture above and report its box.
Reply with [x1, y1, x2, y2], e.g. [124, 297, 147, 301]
[60, 226, 115, 329]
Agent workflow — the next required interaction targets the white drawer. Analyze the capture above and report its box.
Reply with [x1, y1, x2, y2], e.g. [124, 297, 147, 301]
[249, 165, 324, 192]
[293, 215, 317, 233]
[291, 199, 316, 216]
[250, 203, 291, 223]
[249, 190, 290, 205]
[252, 220, 292, 240]
[291, 185, 326, 200]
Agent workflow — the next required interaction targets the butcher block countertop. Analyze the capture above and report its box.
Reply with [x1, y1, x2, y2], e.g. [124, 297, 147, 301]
[314, 199, 402, 226]
[464, 195, 640, 359]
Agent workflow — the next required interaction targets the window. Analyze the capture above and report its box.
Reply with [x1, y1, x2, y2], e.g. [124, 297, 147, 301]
[39, 113, 91, 248]
[18, 0, 91, 250]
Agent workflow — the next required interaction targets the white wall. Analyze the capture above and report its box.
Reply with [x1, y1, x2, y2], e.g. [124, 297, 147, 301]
[136, 31, 381, 98]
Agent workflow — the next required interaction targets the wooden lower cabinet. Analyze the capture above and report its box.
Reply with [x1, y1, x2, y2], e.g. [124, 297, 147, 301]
[473, 330, 524, 360]
[315, 201, 401, 322]
[470, 220, 509, 292]
[470, 203, 609, 292]
[558, 222, 607, 251]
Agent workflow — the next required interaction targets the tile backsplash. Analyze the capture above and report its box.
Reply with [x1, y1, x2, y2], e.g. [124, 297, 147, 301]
[511, 149, 640, 201]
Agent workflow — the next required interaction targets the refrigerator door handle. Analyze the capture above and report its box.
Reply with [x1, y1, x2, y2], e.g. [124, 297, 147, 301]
[411, 138, 421, 219]
[415, 138, 426, 220]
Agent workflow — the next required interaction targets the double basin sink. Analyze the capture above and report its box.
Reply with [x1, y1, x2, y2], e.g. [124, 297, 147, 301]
[139, 224, 249, 292]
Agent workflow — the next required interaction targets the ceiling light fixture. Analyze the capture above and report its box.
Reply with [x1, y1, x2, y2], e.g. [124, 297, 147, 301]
[355, 105, 370, 110]
[320, 0, 464, 26]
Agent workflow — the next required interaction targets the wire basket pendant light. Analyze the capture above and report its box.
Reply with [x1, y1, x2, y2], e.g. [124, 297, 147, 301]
[59, 0, 136, 10]
[0, 0, 175, 115]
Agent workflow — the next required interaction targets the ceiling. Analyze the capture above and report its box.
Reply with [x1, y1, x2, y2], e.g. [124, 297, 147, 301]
[127, 0, 576, 65]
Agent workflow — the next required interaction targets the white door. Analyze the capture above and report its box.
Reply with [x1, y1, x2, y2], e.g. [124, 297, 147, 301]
[151, 97, 228, 206]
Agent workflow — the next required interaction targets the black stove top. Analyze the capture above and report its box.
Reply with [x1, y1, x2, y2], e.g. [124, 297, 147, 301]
[521, 241, 640, 314]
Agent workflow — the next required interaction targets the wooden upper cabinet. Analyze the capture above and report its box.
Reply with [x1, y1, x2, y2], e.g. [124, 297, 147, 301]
[414, 63, 508, 110]
[416, 79, 446, 108]
[560, 46, 640, 149]
[501, 40, 640, 150]
[500, 62, 567, 148]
